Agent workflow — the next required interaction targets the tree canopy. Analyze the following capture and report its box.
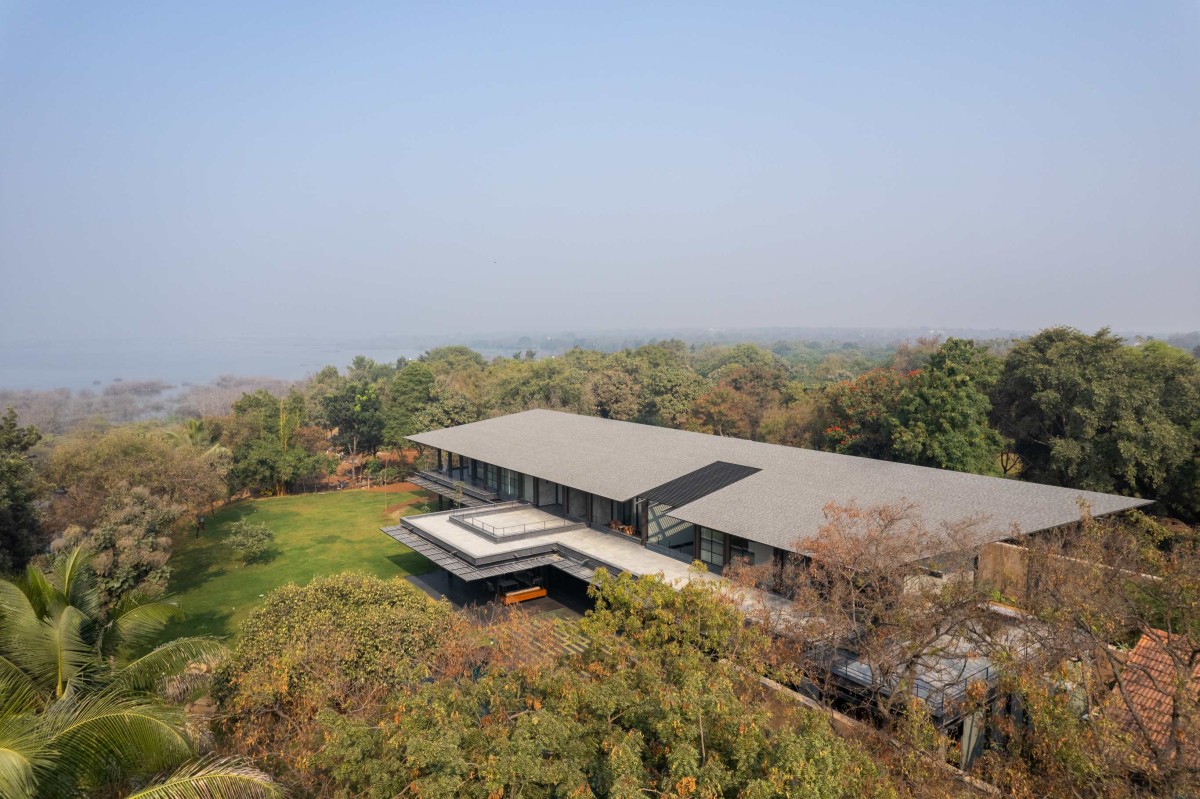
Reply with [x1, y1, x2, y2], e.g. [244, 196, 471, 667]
[991, 328, 1200, 519]
[0, 408, 42, 575]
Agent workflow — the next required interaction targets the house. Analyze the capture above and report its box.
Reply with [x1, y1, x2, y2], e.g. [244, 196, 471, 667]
[388, 408, 1147, 584]
[381, 409, 1150, 765]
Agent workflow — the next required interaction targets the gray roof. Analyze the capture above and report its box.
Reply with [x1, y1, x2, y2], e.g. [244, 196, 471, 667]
[407, 410, 1151, 553]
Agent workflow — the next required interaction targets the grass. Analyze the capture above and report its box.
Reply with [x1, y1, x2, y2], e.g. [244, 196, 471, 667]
[163, 488, 434, 639]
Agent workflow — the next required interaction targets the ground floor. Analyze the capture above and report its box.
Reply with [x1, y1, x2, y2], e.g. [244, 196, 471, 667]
[404, 561, 593, 619]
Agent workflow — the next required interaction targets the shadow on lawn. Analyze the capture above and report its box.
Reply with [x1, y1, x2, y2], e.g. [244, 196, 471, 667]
[389, 550, 434, 574]
[167, 562, 228, 597]
[167, 608, 236, 639]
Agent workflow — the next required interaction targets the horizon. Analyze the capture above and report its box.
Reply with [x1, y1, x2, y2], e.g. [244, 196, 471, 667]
[2, 322, 1196, 393]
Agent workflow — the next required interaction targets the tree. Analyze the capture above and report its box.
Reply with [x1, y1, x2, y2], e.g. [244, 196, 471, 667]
[687, 383, 755, 438]
[0, 408, 43, 575]
[322, 380, 385, 459]
[730, 501, 989, 727]
[0, 549, 278, 799]
[224, 389, 335, 495]
[44, 425, 229, 531]
[314, 571, 897, 799]
[890, 338, 1004, 474]
[226, 519, 276, 564]
[215, 573, 463, 794]
[760, 384, 823, 448]
[589, 367, 640, 421]
[974, 511, 1200, 797]
[991, 328, 1200, 519]
[421, 346, 487, 373]
[410, 382, 481, 433]
[702, 363, 790, 440]
[51, 487, 181, 608]
[346, 355, 397, 384]
[821, 369, 909, 458]
[382, 362, 437, 446]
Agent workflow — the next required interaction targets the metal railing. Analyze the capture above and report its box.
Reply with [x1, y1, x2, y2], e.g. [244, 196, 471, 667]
[415, 470, 499, 499]
[462, 513, 577, 538]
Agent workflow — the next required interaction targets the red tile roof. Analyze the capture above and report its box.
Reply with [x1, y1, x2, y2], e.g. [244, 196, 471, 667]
[1106, 629, 1200, 764]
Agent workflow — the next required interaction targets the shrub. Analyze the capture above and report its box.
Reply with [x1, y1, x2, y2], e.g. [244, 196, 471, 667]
[214, 573, 464, 793]
[226, 519, 276, 564]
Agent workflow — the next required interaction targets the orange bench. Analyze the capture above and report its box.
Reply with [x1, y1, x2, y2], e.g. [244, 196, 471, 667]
[502, 586, 548, 605]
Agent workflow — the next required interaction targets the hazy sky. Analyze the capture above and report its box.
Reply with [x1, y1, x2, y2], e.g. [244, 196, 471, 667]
[1, 2, 1197, 341]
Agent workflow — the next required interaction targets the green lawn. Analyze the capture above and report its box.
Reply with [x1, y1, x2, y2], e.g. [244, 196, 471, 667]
[163, 488, 434, 639]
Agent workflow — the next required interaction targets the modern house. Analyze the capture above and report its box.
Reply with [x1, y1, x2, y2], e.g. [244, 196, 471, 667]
[389, 408, 1147, 583]
[382, 409, 1151, 765]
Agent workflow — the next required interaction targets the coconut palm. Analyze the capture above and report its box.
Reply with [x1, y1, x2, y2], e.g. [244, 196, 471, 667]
[168, 418, 227, 458]
[0, 548, 281, 799]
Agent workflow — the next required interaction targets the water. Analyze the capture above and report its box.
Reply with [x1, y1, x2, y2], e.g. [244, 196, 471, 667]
[0, 338, 432, 391]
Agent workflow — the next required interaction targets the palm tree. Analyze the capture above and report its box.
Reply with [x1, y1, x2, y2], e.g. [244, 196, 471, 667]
[0, 548, 281, 799]
[169, 418, 227, 457]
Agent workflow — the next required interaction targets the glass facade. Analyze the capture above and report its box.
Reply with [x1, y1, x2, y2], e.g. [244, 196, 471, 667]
[646, 503, 695, 562]
[699, 527, 724, 567]
[699, 528, 754, 569]
[501, 468, 520, 499]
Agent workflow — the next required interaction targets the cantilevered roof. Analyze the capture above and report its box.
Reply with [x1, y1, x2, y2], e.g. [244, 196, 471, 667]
[407, 409, 1151, 554]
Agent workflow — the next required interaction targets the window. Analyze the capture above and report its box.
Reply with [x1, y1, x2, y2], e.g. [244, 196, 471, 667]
[501, 469, 520, 499]
[729, 536, 753, 564]
[699, 527, 724, 568]
[486, 463, 498, 491]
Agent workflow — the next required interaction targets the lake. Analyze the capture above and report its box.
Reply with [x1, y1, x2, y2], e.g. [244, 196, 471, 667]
[0, 338, 439, 391]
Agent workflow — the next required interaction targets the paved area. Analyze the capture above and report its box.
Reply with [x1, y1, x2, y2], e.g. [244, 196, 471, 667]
[458, 503, 578, 538]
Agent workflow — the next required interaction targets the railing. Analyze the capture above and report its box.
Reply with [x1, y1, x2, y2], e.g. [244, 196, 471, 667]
[828, 648, 1002, 720]
[462, 513, 577, 538]
[415, 470, 499, 499]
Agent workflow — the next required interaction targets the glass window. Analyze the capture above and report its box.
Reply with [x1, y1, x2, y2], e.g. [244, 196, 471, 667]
[486, 463, 498, 491]
[646, 504, 693, 560]
[729, 536, 753, 564]
[699, 527, 725, 568]
[501, 469, 519, 499]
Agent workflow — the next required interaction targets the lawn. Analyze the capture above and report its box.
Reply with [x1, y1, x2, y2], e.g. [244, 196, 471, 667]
[163, 487, 434, 639]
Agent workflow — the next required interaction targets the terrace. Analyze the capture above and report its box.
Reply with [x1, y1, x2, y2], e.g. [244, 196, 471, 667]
[388, 501, 704, 583]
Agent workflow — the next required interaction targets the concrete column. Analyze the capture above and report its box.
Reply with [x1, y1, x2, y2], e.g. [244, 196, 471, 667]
[960, 711, 986, 770]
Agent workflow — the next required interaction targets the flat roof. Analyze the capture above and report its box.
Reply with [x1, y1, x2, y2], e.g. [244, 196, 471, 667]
[408, 409, 1151, 554]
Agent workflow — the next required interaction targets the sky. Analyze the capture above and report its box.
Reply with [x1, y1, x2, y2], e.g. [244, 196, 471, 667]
[0, 1, 1197, 342]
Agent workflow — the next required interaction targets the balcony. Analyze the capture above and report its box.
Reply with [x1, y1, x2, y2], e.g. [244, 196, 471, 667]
[411, 470, 499, 505]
